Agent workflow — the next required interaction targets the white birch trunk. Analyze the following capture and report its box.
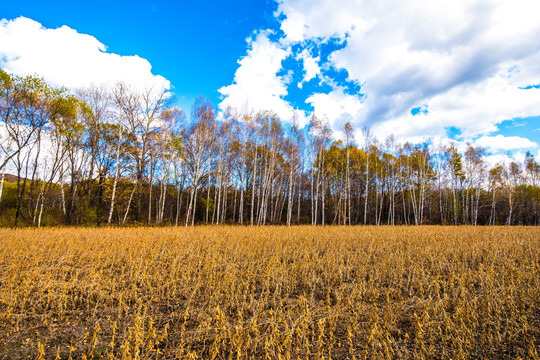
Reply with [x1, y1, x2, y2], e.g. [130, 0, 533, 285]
[108, 133, 122, 225]
[0, 172, 4, 205]
[122, 182, 137, 225]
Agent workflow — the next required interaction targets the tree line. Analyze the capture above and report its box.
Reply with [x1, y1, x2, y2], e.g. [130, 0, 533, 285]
[1, 70, 539, 226]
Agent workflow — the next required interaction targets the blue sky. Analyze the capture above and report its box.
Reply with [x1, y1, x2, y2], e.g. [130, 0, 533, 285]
[1, 0, 540, 163]
[1, 0, 278, 110]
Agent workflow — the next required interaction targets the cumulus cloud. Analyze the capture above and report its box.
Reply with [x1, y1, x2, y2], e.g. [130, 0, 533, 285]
[277, 0, 371, 44]
[475, 135, 538, 151]
[218, 31, 306, 123]
[483, 154, 514, 168]
[297, 49, 320, 88]
[483, 151, 532, 169]
[306, 87, 364, 130]
[250, 0, 540, 150]
[0, 17, 169, 92]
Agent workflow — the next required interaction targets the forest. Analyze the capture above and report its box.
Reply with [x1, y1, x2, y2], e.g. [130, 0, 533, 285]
[1, 70, 539, 227]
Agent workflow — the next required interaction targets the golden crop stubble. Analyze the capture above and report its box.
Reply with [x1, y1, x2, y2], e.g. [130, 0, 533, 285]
[0, 226, 538, 359]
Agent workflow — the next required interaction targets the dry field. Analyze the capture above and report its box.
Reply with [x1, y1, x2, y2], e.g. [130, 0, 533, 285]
[0, 226, 539, 359]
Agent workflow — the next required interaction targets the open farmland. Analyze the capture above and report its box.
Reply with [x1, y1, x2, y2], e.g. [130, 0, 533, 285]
[0, 226, 539, 359]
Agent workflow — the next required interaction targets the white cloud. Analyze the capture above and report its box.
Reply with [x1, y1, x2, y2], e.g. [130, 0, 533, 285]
[483, 154, 513, 168]
[218, 31, 307, 124]
[271, 0, 540, 148]
[306, 87, 364, 130]
[277, 0, 372, 44]
[475, 135, 538, 151]
[0, 17, 169, 92]
[297, 49, 320, 88]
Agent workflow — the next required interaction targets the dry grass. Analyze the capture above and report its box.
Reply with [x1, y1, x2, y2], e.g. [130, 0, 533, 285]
[0, 226, 539, 359]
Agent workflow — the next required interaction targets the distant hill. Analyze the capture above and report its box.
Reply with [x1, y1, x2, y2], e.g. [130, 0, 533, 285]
[1, 173, 23, 183]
